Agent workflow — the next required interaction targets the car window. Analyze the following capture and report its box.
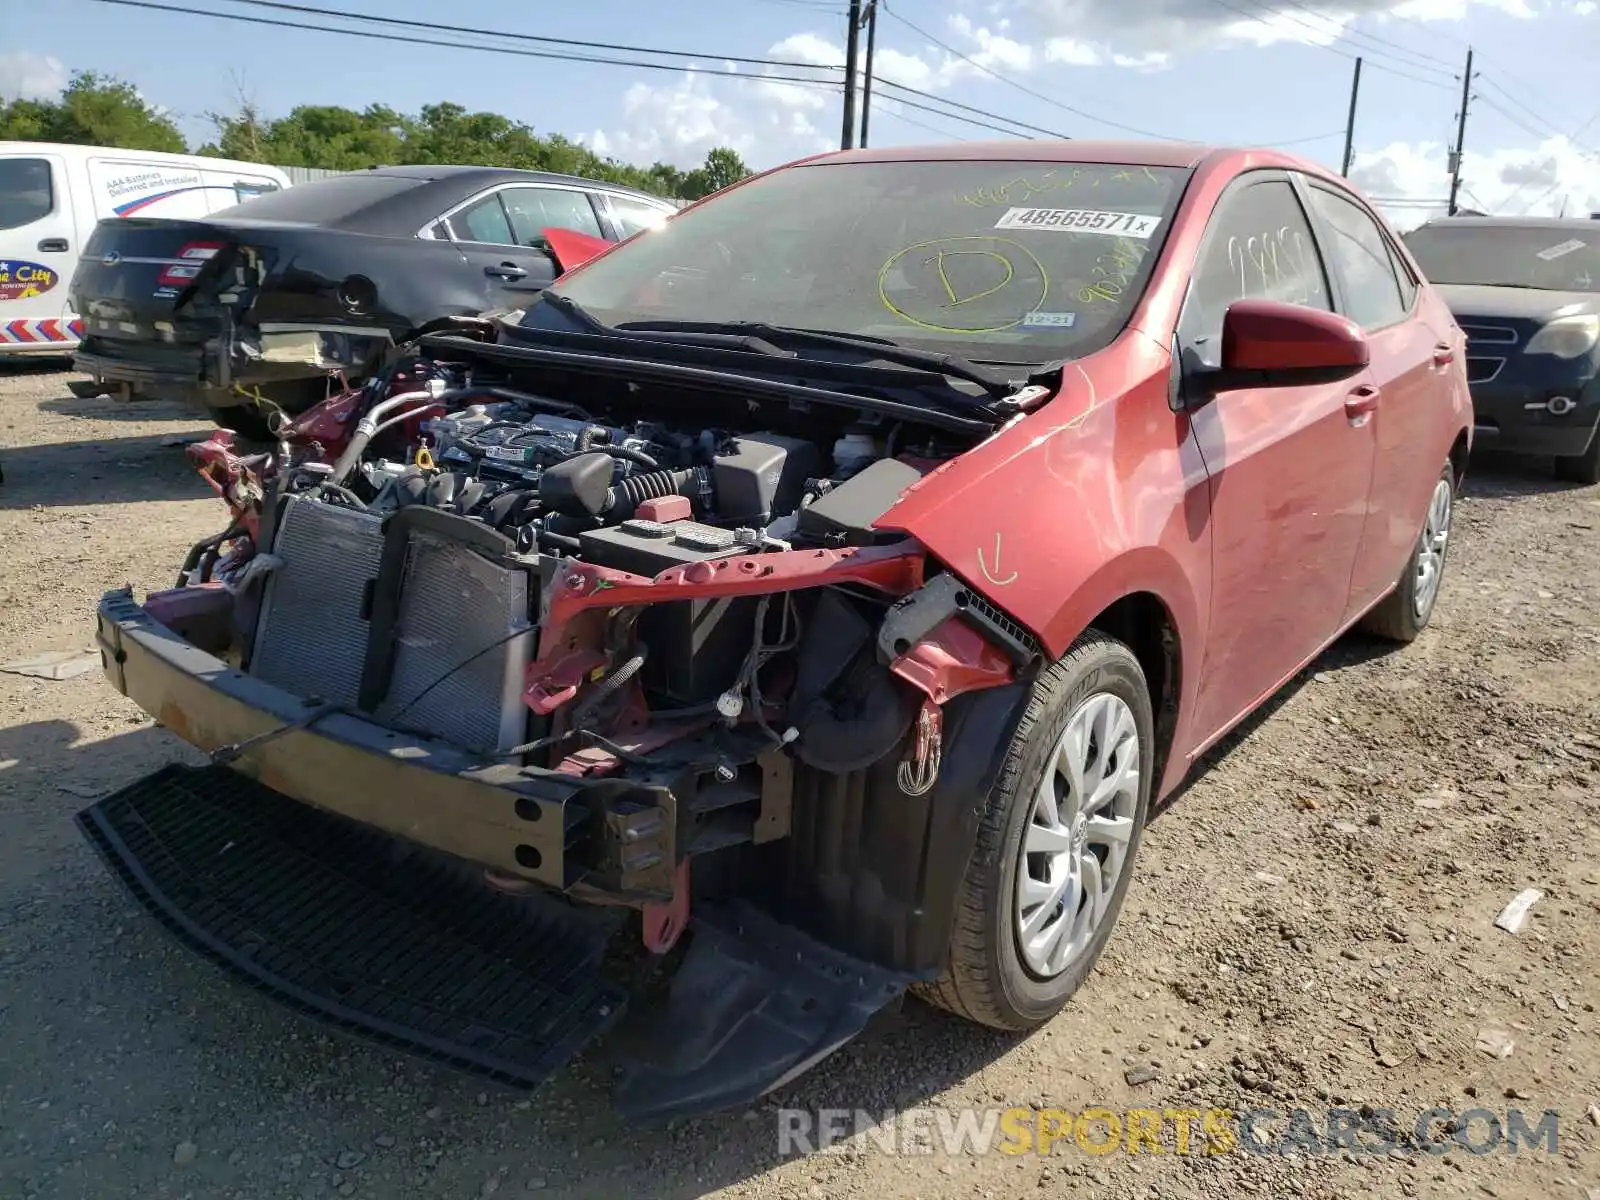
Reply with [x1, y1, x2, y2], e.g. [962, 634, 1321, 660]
[453, 193, 516, 245]
[501, 187, 603, 244]
[0, 158, 55, 231]
[1306, 186, 1407, 330]
[1386, 238, 1417, 310]
[1181, 177, 1331, 366]
[608, 195, 672, 238]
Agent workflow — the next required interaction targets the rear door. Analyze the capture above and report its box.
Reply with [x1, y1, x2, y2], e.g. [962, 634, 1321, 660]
[1179, 172, 1379, 744]
[1300, 180, 1443, 619]
[433, 186, 566, 307]
[0, 151, 78, 350]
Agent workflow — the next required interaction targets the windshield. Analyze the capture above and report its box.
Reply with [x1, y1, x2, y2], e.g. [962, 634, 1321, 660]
[539, 159, 1191, 363]
[1404, 224, 1600, 292]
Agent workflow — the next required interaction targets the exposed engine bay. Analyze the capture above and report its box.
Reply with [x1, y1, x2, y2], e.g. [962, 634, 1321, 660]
[181, 336, 1031, 837]
[88, 329, 1051, 1121]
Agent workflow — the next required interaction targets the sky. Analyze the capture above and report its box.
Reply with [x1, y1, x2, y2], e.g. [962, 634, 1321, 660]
[3, 0, 1599, 228]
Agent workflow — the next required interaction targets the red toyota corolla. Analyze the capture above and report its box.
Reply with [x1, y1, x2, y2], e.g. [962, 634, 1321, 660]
[80, 139, 1472, 1120]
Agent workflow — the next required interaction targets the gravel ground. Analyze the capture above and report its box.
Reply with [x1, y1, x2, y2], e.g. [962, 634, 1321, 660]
[1, 365, 1597, 1200]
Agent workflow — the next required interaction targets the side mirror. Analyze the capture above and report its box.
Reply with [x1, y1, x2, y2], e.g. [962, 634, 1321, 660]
[1214, 299, 1370, 388]
[540, 226, 612, 275]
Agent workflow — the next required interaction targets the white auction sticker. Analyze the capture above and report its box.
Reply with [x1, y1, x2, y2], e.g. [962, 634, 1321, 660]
[1536, 238, 1586, 261]
[994, 208, 1161, 238]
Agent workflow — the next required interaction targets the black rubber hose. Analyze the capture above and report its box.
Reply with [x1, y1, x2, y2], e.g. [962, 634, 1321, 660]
[570, 649, 648, 725]
[605, 465, 709, 514]
[536, 529, 582, 553]
[595, 443, 660, 471]
[436, 387, 590, 420]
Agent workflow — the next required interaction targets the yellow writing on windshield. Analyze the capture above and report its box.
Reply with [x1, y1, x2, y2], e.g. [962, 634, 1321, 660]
[1077, 237, 1146, 304]
[958, 166, 1162, 208]
[878, 235, 1049, 334]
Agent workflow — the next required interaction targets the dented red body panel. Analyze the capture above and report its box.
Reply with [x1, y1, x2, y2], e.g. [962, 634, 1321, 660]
[878, 146, 1474, 799]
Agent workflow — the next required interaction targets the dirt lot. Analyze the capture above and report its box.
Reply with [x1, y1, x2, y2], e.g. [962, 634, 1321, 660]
[1, 364, 1597, 1200]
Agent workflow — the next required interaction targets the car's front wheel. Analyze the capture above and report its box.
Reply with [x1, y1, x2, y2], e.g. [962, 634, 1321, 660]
[917, 631, 1153, 1031]
[1554, 429, 1600, 486]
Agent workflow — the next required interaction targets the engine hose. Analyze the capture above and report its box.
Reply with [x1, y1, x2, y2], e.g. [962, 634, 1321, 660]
[606, 465, 711, 515]
[572, 423, 658, 471]
[435, 387, 590, 420]
[596, 444, 660, 471]
[570, 649, 648, 725]
[536, 529, 581, 553]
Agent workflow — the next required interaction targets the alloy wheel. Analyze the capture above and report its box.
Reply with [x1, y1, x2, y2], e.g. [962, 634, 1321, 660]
[1015, 692, 1141, 978]
[1413, 477, 1453, 621]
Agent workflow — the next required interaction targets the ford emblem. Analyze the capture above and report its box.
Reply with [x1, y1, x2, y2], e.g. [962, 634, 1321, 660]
[101, 251, 122, 267]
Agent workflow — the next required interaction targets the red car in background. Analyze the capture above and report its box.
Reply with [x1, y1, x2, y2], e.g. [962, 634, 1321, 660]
[80, 139, 1472, 1120]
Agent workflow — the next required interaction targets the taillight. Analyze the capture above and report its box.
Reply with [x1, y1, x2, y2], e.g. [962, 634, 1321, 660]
[157, 242, 225, 288]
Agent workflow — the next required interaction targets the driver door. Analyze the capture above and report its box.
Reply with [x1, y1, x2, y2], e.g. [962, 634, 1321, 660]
[1179, 172, 1380, 746]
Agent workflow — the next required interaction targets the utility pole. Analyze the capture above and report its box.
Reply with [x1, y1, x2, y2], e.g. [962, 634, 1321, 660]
[1447, 46, 1474, 216]
[1340, 57, 1362, 177]
[841, 0, 863, 151]
[858, 2, 879, 148]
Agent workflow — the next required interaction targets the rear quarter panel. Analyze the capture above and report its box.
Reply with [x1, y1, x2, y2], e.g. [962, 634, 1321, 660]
[243, 227, 489, 336]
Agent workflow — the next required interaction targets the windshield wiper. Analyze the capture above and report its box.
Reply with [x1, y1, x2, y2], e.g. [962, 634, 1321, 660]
[613, 319, 1021, 398]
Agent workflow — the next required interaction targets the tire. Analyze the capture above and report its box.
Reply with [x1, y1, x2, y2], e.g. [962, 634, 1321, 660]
[1360, 463, 1455, 643]
[915, 630, 1154, 1031]
[1554, 429, 1600, 486]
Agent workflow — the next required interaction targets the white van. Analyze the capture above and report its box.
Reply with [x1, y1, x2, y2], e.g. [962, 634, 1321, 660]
[0, 142, 291, 359]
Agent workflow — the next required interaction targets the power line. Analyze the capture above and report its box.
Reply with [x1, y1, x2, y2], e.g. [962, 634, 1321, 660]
[1269, 0, 1456, 72]
[1510, 103, 1600, 215]
[876, 106, 971, 143]
[878, 1, 1178, 139]
[86, 0, 845, 79]
[218, 0, 838, 71]
[872, 78, 1063, 138]
[89, 0, 1065, 145]
[1202, 0, 1457, 90]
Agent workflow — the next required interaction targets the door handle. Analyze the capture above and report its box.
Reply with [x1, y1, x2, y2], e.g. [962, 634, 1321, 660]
[1432, 343, 1455, 367]
[1345, 384, 1381, 422]
[485, 263, 527, 281]
[37, 237, 68, 253]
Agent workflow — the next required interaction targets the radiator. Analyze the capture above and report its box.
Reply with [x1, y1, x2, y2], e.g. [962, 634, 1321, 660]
[248, 495, 535, 754]
[249, 496, 381, 709]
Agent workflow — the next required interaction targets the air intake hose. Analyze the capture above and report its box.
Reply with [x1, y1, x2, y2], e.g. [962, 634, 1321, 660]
[606, 466, 711, 517]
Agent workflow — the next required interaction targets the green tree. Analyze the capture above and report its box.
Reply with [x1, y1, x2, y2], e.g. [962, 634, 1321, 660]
[0, 70, 185, 152]
[680, 148, 752, 200]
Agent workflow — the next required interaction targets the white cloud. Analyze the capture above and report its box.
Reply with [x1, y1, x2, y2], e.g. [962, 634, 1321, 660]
[0, 52, 67, 101]
[1016, 0, 1540, 56]
[587, 68, 832, 170]
[1350, 137, 1600, 228]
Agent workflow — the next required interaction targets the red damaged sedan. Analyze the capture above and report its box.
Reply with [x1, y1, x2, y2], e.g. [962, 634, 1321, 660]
[80, 139, 1472, 1120]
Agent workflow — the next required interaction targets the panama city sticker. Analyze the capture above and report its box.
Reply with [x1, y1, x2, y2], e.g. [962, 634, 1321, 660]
[0, 259, 59, 301]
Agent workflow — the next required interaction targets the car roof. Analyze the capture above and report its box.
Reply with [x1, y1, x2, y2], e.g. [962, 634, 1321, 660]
[810, 139, 1216, 169]
[349, 164, 662, 201]
[1411, 215, 1600, 232]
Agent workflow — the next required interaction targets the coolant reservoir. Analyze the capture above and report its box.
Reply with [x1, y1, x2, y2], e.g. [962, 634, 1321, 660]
[831, 429, 877, 473]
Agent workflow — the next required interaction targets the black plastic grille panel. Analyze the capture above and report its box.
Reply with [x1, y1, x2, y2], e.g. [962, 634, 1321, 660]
[76, 764, 625, 1087]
